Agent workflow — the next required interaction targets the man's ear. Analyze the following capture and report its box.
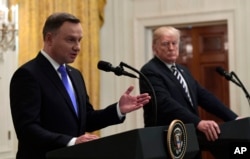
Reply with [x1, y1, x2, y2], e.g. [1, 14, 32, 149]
[152, 45, 157, 55]
[45, 32, 53, 46]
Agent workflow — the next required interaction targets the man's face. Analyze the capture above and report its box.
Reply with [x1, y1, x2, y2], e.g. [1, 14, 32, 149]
[153, 33, 179, 64]
[49, 21, 83, 64]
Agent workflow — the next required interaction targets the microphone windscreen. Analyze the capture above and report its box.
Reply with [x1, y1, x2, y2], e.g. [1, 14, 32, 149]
[215, 67, 225, 76]
[97, 61, 112, 72]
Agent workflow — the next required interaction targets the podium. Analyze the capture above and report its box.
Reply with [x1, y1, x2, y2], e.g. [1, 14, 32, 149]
[198, 117, 250, 159]
[46, 124, 199, 159]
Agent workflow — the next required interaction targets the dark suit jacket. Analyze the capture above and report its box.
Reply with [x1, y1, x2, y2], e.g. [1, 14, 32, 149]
[10, 53, 124, 159]
[140, 56, 237, 127]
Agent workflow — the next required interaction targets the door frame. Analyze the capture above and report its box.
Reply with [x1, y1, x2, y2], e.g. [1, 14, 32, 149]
[134, 9, 238, 112]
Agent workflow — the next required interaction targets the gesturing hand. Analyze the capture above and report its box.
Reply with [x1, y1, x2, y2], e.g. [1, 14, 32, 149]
[118, 86, 151, 114]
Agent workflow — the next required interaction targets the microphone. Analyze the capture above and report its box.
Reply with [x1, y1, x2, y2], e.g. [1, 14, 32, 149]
[216, 67, 250, 107]
[215, 67, 232, 80]
[216, 66, 241, 87]
[97, 61, 137, 78]
[99, 60, 158, 125]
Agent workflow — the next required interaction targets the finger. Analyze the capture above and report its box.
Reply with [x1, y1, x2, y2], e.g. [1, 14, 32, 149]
[212, 123, 220, 140]
[137, 94, 150, 102]
[90, 134, 99, 139]
[214, 123, 221, 134]
[209, 127, 218, 141]
[124, 86, 134, 95]
[208, 121, 220, 141]
[137, 93, 150, 99]
[84, 137, 99, 142]
[137, 99, 150, 105]
[205, 131, 211, 141]
[87, 136, 99, 141]
[86, 134, 99, 139]
[133, 105, 143, 111]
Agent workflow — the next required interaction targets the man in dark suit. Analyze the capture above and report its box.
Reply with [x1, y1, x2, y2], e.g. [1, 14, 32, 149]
[9, 12, 150, 159]
[139, 26, 239, 142]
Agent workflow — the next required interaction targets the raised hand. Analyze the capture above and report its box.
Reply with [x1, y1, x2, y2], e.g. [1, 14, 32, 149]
[118, 86, 151, 114]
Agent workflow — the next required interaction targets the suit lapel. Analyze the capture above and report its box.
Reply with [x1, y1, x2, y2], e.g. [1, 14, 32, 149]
[154, 58, 186, 95]
[36, 53, 80, 119]
[154, 57, 195, 108]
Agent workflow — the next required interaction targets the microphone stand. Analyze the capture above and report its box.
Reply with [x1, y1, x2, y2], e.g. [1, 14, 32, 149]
[119, 62, 157, 126]
[228, 75, 241, 87]
[231, 72, 250, 107]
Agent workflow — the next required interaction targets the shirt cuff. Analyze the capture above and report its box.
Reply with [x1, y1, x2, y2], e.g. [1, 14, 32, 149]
[116, 103, 125, 119]
[67, 137, 77, 146]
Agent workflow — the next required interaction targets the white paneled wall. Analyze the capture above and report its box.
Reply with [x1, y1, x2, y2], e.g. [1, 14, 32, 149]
[99, 0, 144, 137]
[100, 0, 250, 137]
[0, 49, 18, 159]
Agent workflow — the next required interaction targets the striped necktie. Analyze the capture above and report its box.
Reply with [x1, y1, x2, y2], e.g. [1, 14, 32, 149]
[171, 65, 193, 106]
[58, 65, 78, 116]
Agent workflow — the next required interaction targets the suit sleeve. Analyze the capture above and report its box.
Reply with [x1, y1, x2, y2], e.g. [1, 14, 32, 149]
[180, 66, 238, 121]
[71, 69, 125, 132]
[195, 83, 238, 121]
[140, 67, 201, 127]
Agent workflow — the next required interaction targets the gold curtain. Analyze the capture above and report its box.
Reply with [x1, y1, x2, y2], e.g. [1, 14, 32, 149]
[9, 0, 106, 135]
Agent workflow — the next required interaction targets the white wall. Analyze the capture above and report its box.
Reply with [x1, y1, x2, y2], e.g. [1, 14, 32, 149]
[0, 1, 18, 158]
[100, 0, 250, 137]
[0, 49, 18, 159]
[99, 0, 144, 137]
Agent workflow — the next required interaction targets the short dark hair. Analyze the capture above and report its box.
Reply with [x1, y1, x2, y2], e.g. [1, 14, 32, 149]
[42, 12, 81, 40]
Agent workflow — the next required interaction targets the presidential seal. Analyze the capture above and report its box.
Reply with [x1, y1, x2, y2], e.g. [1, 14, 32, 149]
[167, 120, 187, 159]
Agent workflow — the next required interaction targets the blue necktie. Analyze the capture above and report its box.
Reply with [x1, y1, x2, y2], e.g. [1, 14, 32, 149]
[58, 65, 78, 115]
[171, 65, 193, 106]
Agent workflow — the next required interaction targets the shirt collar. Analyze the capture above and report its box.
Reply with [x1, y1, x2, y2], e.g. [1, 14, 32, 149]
[40, 50, 62, 70]
[155, 56, 175, 70]
[165, 63, 175, 70]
